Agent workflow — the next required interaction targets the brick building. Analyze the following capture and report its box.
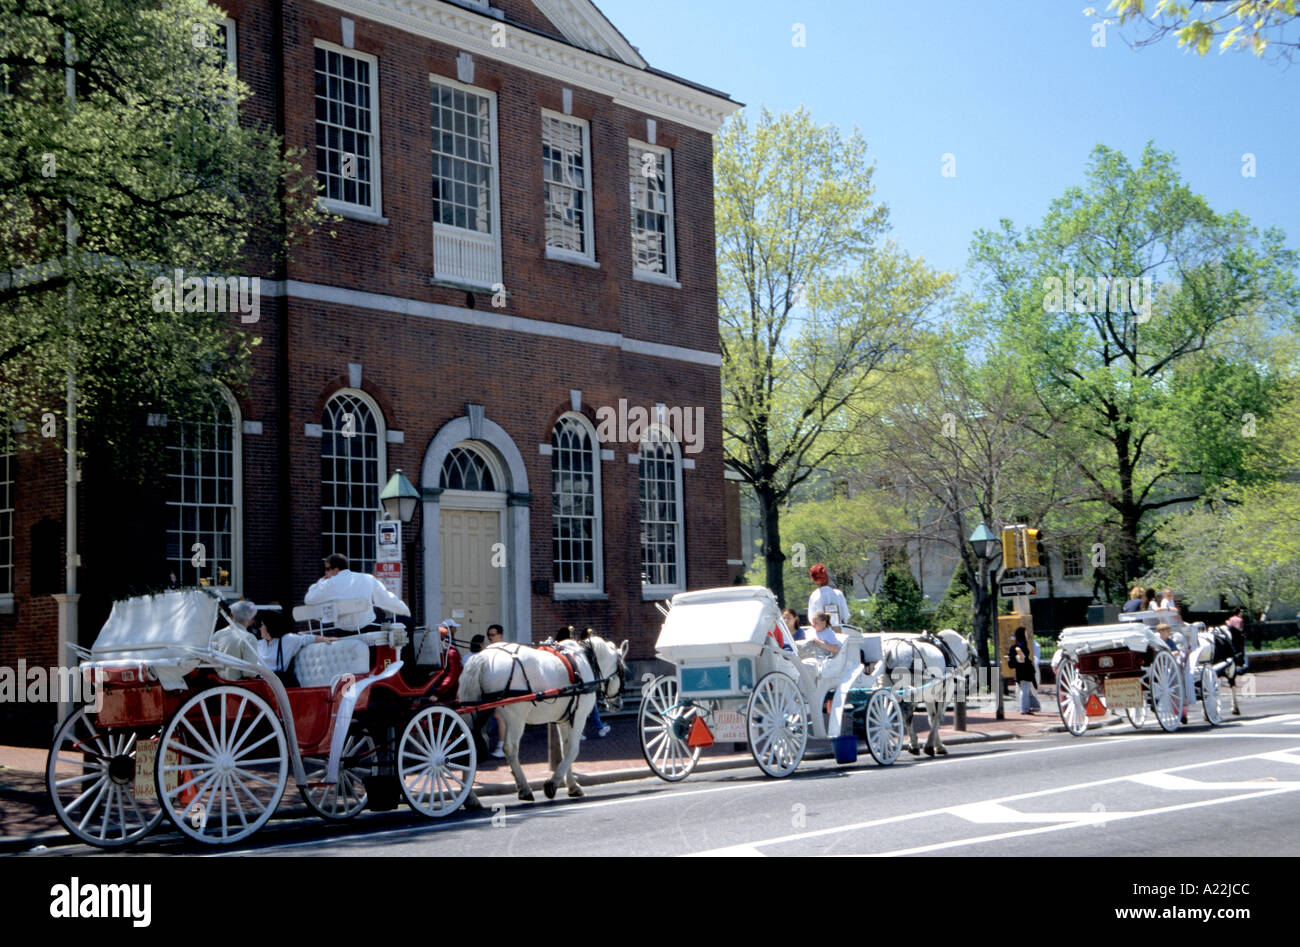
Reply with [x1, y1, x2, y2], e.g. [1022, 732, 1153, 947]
[0, 0, 742, 740]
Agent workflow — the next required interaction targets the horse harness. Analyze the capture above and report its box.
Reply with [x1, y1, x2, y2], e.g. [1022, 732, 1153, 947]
[483, 641, 621, 725]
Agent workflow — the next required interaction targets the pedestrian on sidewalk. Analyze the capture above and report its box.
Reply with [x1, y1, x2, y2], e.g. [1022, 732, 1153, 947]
[1009, 627, 1040, 714]
[484, 624, 508, 757]
[577, 627, 612, 740]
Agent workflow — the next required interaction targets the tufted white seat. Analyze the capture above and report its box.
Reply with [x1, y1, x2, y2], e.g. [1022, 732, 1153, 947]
[293, 638, 370, 688]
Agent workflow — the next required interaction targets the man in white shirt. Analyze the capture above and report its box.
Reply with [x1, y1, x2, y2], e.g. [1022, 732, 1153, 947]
[211, 600, 262, 679]
[304, 553, 411, 632]
[807, 563, 850, 631]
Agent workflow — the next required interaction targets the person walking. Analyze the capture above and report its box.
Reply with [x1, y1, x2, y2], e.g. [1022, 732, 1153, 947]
[1009, 627, 1040, 715]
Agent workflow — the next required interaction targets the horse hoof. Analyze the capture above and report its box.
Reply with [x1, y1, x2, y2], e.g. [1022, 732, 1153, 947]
[1232, 709, 1241, 716]
[463, 793, 485, 812]
[518, 789, 534, 802]
[936, 746, 948, 756]
[567, 785, 584, 798]
[543, 781, 557, 800]
[907, 747, 920, 756]
[924, 746, 935, 757]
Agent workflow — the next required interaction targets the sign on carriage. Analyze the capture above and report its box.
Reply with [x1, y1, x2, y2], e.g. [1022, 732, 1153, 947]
[710, 710, 746, 742]
[1104, 675, 1143, 709]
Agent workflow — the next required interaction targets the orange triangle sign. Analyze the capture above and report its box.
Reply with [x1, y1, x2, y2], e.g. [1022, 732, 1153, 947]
[686, 716, 714, 748]
[1085, 694, 1107, 717]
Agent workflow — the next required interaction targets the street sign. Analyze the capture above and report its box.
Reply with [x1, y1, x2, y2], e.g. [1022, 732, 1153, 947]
[375, 561, 402, 599]
[377, 521, 402, 561]
[1000, 581, 1037, 597]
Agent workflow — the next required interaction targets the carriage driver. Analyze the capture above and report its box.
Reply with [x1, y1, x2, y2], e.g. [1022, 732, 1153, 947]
[304, 553, 410, 632]
[808, 563, 850, 632]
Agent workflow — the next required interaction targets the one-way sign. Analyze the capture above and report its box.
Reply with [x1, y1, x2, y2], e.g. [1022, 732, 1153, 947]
[1000, 582, 1037, 597]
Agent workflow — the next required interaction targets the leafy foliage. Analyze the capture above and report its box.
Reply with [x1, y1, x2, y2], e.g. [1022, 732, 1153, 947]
[1094, 1, 1300, 61]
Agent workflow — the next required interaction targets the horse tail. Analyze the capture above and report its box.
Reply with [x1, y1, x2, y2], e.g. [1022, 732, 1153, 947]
[458, 652, 486, 703]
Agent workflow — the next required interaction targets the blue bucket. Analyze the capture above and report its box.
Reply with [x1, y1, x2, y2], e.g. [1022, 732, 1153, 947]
[832, 735, 858, 764]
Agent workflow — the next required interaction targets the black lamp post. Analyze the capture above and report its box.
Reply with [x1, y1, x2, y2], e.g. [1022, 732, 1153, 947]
[969, 521, 1003, 720]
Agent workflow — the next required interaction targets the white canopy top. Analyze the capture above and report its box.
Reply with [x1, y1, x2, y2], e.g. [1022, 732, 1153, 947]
[655, 586, 782, 662]
[1058, 621, 1167, 658]
[90, 590, 221, 659]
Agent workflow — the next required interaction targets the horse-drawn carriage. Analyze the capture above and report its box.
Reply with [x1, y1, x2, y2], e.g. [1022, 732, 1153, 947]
[46, 589, 477, 847]
[637, 587, 909, 780]
[1053, 609, 1226, 736]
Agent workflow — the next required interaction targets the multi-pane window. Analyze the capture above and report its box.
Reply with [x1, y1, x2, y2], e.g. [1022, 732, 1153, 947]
[441, 445, 496, 492]
[639, 429, 684, 592]
[166, 392, 238, 590]
[431, 77, 500, 286]
[314, 43, 380, 213]
[321, 392, 384, 573]
[542, 114, 593, 259]
[0, 429, 12, 597]
[1062, 547, 1084, 579]
[629, 142, 675, 280]
[216, 18, 236, 72]
[552, 415, 601, 589]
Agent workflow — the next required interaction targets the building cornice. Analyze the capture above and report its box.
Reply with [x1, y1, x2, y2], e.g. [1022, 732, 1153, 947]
[311, 0, 738, 132]
[531, 0, 646, 69]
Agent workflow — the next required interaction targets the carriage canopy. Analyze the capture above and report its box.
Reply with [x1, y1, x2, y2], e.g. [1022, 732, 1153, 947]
[654, 586, 783, 662]
[89, 589, 221, 660]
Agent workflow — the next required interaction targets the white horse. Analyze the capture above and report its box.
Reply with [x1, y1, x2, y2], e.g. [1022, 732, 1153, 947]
[873, 630, 974, 757]
[457, 636, 628, 801]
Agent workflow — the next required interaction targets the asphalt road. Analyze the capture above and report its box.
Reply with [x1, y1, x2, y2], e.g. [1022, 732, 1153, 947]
[30, 695, 1300, 858]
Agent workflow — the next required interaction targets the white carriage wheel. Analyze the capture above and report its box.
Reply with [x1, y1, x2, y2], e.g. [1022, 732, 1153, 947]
[157, 686, 288, 845]
[1200, 665, 1224, 727]
[398, 706, 476, 818]
[46, 708, 163, 848]
[1125, 698, 1148, 730]
[1055, 657, 1089, 737]
[864, 690, 905, 767]
[638, 675, 701, 782]
[1148, 650, 1182, 733]
[746, 672, 808, 778]
[300, 729, 376, 821]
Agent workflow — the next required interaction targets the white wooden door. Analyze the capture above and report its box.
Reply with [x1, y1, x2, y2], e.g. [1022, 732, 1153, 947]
[440, 508, 503, 644]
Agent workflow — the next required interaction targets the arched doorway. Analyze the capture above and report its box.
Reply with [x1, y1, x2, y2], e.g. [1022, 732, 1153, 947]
[420, 411, 531, 643]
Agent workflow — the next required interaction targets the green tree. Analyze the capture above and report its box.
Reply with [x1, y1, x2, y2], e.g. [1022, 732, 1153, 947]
[870, 549, 926, 632]
[970, 142, 1298, 582]
[1093, 1, 1300, 61]
[0, 0, 320, 467]
[931, 566, 974, 637]
[716, 107, 952, 606]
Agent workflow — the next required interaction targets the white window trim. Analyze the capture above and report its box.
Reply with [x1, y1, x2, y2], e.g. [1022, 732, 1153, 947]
[430, 73, 501, 290]
[639, 425, 685, 599]
[321, 388, 388, 570]
[541, 110, 595, 264]
[218, 17, 237, 72]
[551, 412, 603, 595]
[0, 429, 12, 606]
[629, 139, 676, 283]
[315, 40, 384, 218]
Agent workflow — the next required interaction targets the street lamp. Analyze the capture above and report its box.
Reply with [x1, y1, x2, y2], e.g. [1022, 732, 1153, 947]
[380, 469, 420, 523]
[969, 521, 1004, 720]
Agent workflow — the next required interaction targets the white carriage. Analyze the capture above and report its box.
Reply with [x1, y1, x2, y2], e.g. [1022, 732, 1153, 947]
[1053, 608, 1224, 736]
[46, 589, 477, 848]
[637, 587, 906, 781]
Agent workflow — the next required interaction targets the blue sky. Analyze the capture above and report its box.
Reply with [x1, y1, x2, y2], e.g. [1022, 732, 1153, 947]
[598, 0, 1299, 281]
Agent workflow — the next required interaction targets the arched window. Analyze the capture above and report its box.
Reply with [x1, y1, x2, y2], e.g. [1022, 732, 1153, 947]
[551, 414, 602, 591]
[165, 388, 241, 590]
[639, 427, 684, 594]
[0, 427, 13, 599]
[321, 391, 385, 572]
[441, 444, 497, 492]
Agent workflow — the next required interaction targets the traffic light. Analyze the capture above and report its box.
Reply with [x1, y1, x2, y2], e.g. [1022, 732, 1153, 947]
[1025, 528, 1045, 567]
[1001, 527, 1019, 568]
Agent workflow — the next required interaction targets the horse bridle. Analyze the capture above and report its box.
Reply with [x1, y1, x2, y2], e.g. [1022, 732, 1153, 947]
[580, 639, 627, 709]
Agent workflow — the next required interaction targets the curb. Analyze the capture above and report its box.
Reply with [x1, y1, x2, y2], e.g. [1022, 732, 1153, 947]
[1043, 715, 1132, 734]
[2, 729, 1023, 852]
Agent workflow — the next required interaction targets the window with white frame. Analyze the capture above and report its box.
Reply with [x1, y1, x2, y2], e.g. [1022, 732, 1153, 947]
[441, 445, 497, 492]
[321, 392, 385, 573]
[431, 77, 500, 287]
[165, 390, 240, 590]
[314, 42, 380, 214]
[215, 18, 236, 72]
[0, 429, 12, 598]
[639, 428, 684, 593]
[1062, 546, 1084, 579]
[629, 141, 675, 280]
[552, 414, 602, 590]
[542, 113, 593, 260]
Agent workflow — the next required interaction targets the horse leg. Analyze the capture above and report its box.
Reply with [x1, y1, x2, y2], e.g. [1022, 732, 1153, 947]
[902, 702, 920, 755]
[1229, 668, 1241, 715]
[562, 715, 587, 797]
[930, 697, 948, 756]
[502, 712, 533, 802]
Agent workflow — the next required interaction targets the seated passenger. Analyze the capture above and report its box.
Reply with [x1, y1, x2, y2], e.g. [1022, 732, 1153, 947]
[211, 600, 262, 679]
[304, 553, 410, 632]
[257, 616, 335, 688]
[802, 612, 841, 665]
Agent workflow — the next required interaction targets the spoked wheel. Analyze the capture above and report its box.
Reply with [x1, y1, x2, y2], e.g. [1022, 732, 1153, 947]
[1148, 650, 1183, 733]
[157, 686, 288, 845]
[1055, 657, 1089, 737]
[397, 706, 476, 818]
[300, 728, 377, 820]
[46, 709, 163, 848]
[638, 675, 701, 782]
[1200, 665, 1224, 726]
[1125, 699, 1148, 730]
[746, 672, 808, 778]
[864, 690, 905, 766]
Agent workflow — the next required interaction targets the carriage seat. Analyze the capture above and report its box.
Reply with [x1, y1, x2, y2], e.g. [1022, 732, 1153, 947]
[293, 637, 370, 688]
[292, 598, 373, 634]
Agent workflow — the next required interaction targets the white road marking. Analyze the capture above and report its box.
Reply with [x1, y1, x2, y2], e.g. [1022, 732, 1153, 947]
[1127, 771, 1300, 791]
[947, 802, 1109, 824]
[687, 742, 1300, 857]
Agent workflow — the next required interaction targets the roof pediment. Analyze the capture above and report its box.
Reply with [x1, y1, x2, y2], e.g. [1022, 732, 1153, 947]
[530, 0, 646, 68]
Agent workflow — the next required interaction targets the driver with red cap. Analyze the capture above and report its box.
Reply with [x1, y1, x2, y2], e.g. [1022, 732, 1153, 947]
[808, 563, 850, 632]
